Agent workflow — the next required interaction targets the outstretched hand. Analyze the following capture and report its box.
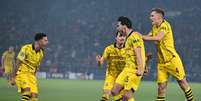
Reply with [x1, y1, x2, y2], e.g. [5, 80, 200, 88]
[96, 55, 102, 68]
[96, 55, 102, 63]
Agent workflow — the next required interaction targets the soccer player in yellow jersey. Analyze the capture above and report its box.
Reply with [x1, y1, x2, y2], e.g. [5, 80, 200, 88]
[142, 8, 194, 101]
[96, 32, 126, 101]
[10, 33, 48, 101]
[111, 16, 146, 101]
[1, 46, 15, 82]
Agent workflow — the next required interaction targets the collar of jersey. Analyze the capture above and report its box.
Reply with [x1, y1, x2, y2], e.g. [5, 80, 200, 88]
[114, 42, 125, 49]
[32, 43, 41, 53]
[156, 19, 165, 28]
[127, 30, 133, 38]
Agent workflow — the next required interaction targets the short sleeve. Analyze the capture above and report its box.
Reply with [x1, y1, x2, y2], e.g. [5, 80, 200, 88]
[132, 35, 142, 49]
[159, 23, 168, 35]
[102, 47, 109, 60]
[17, 46, 27, 61]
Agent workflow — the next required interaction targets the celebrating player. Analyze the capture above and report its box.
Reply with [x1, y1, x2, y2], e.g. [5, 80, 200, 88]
[111, 16, 146, 101]
[10, 33, 48, 101]
[142, 8, 195, 101]
[96, 32, 126, 101]
[1, 46, 15, 83]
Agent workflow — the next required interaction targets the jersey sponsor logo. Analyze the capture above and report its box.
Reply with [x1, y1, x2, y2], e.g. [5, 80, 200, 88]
[133, 39, 139, 43]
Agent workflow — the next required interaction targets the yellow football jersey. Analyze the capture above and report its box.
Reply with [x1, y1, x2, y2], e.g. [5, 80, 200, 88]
[124, 31, 145, 70]
[2, 51, 15, 66]
[16, 44, 44, 74]
[149, 20, 178, 63]
[102, 43, 126, 77]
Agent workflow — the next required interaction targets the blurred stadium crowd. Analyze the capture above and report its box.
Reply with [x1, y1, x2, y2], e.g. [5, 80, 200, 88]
[0, 0, 201, 81]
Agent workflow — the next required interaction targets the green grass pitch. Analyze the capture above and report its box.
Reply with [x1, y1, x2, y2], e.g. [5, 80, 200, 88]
[0, 78, 200, 101]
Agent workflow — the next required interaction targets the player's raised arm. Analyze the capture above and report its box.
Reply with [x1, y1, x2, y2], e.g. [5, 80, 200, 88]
[142, 32, 165, 41]
[96, 55, 104, 67]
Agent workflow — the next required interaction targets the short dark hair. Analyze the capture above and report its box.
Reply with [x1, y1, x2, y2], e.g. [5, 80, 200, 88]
[34, 33, 47, 41]
[117, 16, 132, 28]
[151, 8, 165, 17]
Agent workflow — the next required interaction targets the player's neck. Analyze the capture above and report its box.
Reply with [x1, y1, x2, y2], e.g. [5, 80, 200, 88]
[116, 43, 124, 48]
[34, 42, 41, 51]
[126, 28, 133, 36]
[156, 19, 164, 27]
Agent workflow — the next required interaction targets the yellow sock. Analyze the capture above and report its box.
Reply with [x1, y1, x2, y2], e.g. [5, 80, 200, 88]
[113, 94, 123, 101]
[113, 89, 126, 101]
[30, 98, 38, 101]
[100, 93, 109, 101]
[156, 96, 165, 101]
[128, 98, 135, 101]
[21, 91, 31, 101]
[185, 88, 194, 101]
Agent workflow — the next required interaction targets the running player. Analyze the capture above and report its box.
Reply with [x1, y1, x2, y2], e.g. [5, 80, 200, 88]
[142, 8, 194, 101]
[10, 33, 48, 101]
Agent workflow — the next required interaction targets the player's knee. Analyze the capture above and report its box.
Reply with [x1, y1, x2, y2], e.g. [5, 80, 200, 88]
[111, 86, 118, 96]
[111, 89, 119, 96]
[111, 84, 123, 96]
[158, 84, 167, 92]
[178, 78, 187, 84]
[123, 91, 133, 100]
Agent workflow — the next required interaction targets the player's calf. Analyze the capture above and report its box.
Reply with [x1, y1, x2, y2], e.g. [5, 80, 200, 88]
[157, 82, 167, 101]
[177, 78, 194, 101]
